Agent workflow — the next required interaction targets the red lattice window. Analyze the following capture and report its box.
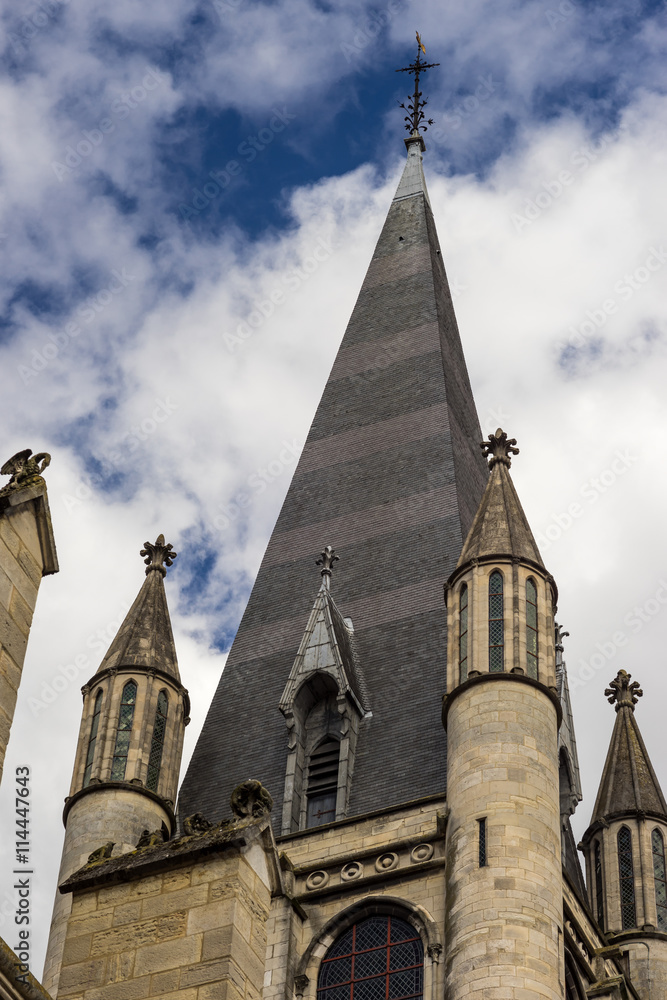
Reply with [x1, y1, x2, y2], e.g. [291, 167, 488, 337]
[317, 916, 423, 1000]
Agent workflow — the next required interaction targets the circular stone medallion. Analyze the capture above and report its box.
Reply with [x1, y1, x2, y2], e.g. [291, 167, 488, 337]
[375, 852, 399, 873]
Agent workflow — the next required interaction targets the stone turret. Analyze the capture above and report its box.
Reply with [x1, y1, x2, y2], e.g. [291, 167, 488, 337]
[42, 535, 189, 997]
[581, 670, 667, 999]
[442, 429, 563, 1000]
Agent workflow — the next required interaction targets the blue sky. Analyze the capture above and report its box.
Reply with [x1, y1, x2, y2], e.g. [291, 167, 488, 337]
[1, 0, 667, 973]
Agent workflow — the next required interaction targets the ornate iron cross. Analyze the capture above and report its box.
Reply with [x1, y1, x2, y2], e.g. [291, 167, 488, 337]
[396, 32, 440, 136]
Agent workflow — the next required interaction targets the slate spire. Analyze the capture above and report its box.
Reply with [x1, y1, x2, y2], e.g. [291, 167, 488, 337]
[178, 107, 489, 829]
[590, 669, 667, 824]
[96, 534, 180, 681]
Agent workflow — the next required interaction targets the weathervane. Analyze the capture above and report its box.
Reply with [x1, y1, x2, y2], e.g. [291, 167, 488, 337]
[396, 32, 440, 140]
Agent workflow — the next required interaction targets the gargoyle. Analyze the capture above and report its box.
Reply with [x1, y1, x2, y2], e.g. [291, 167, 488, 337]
[87, 841, 114, 864]
[0, 449, 51, 496]
[183, 813, 214, 836]
[230, 779, 273, 819]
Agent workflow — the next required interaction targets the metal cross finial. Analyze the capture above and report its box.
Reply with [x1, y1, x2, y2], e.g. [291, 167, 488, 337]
[481, 428, 520, 469]
[605, 669, 643, 712]
[396, 32, 440, 141]
[140, 534, 177, 577]
[316, 545, 339, 589]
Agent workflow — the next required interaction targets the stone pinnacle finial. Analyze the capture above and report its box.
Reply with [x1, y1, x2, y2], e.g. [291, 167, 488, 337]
[555, 623, 570, 651]
[140, 534, 177, 577]
[316, 545, 338, 589]
[0, 448, 51, 496]
[605, 669, 643, 712]
[481, 428, 519, 469]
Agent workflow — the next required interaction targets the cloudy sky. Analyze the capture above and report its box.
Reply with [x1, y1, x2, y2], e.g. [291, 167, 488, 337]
[0, 0, 666, 973]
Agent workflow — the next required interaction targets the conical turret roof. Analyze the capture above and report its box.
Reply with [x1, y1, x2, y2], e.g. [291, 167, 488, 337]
[96, 535, 180, 682]
[456, 429, 544, 570]
[591, 670, 667, 825]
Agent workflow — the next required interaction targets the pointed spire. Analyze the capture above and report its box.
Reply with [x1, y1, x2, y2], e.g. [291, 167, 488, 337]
[591, 670, 667, 825]
[456, 429, 544, 569]
[95, 535, 180, 681]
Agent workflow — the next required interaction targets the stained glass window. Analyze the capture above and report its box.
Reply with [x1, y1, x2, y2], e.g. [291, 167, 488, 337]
[459, 584, 468, 683]
[594, 839, 604, 927]
[306, 737, 339, 828]
[489, 571, 504, 672]
[618, 826, 636, 930]
[652, 828, 667, 930]
[526, 578, 538, 679]
[146, 690, 168, 792]
[83, 689, 103, 787]
[317, 916, 423, 1000]
[110, 681, 137, 781]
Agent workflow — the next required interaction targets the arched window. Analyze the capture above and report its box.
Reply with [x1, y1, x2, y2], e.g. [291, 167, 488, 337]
[618, 826, 636, 930]
[306, 737, 340, 828]
[594, 839, 604, 927]
[526, 578, 538, 678]
[564, 952, 584, 1000]
[83, 689, 103, 787]
[317, 916, 423, 1000]
[459, 584, 469, 683]
[652, 828, 667, 930]
[146, 690, 168, 792]
[110, 680, 137, 781]
[488, 571, 504, 672]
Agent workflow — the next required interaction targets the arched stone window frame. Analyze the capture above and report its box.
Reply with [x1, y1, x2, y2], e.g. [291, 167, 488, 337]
[458, 583, 469, 683]
[525, 576, 538, 679]
[280, 671, 363, 835]
[564, 949, 586, 1000]
[110, 678, 138, 781]
[294, 896, 442, 1000]
[652, 826, 667, 930]
[146, 688, 169, 793]
[82, 687, 104, 787]
[488, 569, 504, 673]
[617, 824, 637, 930]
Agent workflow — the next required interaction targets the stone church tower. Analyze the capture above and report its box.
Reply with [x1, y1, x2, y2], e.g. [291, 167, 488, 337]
[42, 535, 190, 996]
[2, 42, 658, 1000]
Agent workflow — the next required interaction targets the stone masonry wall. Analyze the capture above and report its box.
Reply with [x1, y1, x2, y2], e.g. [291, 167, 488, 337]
[0, 490, 56, 785]
[56, 847, 271, 1000]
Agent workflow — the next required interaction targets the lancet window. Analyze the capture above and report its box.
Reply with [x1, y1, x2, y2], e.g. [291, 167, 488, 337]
[488, 571, 504, 672]
[652, 828, 667, 930]
[146, 690, 168, 792]
[526, 578, 538, 678]
[110, 680, 137, 781]
[83, 689, 103, 787]
[317, 916, 423, 1000]
[617, 826, 636, 930]
[459, 584, 469, 683]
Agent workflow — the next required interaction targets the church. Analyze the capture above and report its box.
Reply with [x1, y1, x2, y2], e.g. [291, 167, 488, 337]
[0, 41, 665, 1000]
